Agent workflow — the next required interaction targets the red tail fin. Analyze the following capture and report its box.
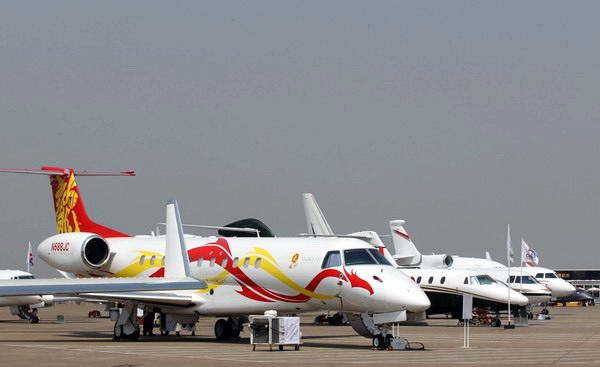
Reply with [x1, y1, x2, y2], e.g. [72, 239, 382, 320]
[0, 166, 135, 237]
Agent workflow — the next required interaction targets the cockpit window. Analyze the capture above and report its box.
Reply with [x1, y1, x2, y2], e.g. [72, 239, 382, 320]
[545, 273, 558, 279]
[535, 273, 544, 278]
[322, 251, 342, 269]
[509, 275, 538, 284]
[344, 249, 377, 265]
[366, 249, 392, 266]
[343, 248, 392, 266]
[475, 275, 496, 285]
[469, 276, 479, 285]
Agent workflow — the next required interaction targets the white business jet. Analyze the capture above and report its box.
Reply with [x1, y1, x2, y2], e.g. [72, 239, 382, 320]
[0, 270, 52, 323]
[387, 219, 553, 304]
[0, 200, 204, 340]
[0, 167, 430, 342]
[303, 194, 528, 326]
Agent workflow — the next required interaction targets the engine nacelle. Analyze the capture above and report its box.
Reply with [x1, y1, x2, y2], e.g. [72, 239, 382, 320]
[37, 232, 111, 273]
[420, 254, 453, 268]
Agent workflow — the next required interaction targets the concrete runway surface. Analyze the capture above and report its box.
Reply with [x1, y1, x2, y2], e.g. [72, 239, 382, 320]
[0, 303, 598, 366]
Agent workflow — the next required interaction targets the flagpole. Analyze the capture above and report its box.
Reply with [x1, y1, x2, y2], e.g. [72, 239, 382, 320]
[26, 241, 33, 274]
[26, 242, 31, 273]
[520, 238, 524, 294]
[507, 224, 512, 327]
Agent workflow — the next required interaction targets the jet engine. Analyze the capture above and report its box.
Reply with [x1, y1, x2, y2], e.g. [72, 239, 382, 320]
[420, 254, 453, 268]
[37, 232, 111, 273]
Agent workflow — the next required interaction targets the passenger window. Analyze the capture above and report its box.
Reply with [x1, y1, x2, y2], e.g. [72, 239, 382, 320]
[150, 256, 156, 265]
[197, 257, 204, 266]
[221, 258, 228, 268]
[417, 276, 422, 284]
[322, 251, 342, 269]
[440, 277, 446, 284]
[232, 257, 239, 268]
[243, 258, 250, 268]
[139, 256, 145, 265]
[428, 277, 434, 284]
[255, 258, 262, 268]
[209, 257, 216, 267]
[161, 257, 165, 266]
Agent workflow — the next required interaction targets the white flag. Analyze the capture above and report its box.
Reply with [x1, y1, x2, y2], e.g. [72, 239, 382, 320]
[507, 224, 514, 264]
[521, 239, 539, 267]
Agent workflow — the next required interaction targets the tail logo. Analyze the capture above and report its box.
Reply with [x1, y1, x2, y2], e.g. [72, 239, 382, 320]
[53, 174, 81, 233]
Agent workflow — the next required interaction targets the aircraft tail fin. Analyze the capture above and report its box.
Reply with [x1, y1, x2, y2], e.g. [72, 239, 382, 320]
[0, 167, 134, 237]
[485, 251, 492, 261]
[302, 193, 334, 235]
[389, 220, 422, 266]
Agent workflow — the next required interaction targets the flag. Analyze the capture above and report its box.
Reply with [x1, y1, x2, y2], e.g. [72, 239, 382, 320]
[521, 239, 539, 267]
[27, 241, 34, 271]
[507, 224, 514, 264]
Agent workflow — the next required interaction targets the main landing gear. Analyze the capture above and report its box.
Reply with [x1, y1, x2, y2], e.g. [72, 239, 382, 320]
[16, 305, 39, 323]
[214, 317, 244, 340]
[113, 303, 140, 341]
[113, 321, 140, 341]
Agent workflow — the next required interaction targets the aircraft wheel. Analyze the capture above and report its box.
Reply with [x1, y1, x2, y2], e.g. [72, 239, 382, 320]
[331, 313, 343, 326]
[227, 317, 242, 338]
[372, 334, 385, 350]
[30, 316, 40, 324]
[491, 318, 501, 327]
[278, 345, 284, 351]
[215, 319, 231, 340]
[541, 309, 549, 315]
[113, 323, 123, 341]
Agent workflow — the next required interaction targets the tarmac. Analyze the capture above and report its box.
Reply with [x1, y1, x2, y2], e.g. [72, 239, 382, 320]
[0, 303, 599, 366]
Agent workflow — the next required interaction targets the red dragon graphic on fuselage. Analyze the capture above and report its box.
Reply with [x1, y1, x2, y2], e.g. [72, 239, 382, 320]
[186, 238, 374, 303]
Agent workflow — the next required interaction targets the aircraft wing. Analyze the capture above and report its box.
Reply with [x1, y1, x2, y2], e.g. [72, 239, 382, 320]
[79, 292, 202, 308]
[0, 277, 204, 297]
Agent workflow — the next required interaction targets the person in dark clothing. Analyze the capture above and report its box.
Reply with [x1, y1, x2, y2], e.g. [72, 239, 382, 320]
[143, 312, 155, 336]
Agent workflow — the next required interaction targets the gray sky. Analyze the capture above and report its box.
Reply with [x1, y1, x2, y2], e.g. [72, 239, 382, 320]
[1, 1, 599, 277]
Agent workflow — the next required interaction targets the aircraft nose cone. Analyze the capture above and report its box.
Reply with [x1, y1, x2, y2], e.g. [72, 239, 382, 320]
[369, 268, 430, 313]
[512, 291, 530, 306]
[552, 282, 577, 298]
[406, 287, 431, 312]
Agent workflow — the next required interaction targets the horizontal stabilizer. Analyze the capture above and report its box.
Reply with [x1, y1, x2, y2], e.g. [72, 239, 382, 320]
[0, 167, 135, 176]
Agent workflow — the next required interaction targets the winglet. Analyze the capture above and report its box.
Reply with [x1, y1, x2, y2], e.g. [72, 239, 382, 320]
[302, 193, 334, 235]
[164, 200, 193, 278]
